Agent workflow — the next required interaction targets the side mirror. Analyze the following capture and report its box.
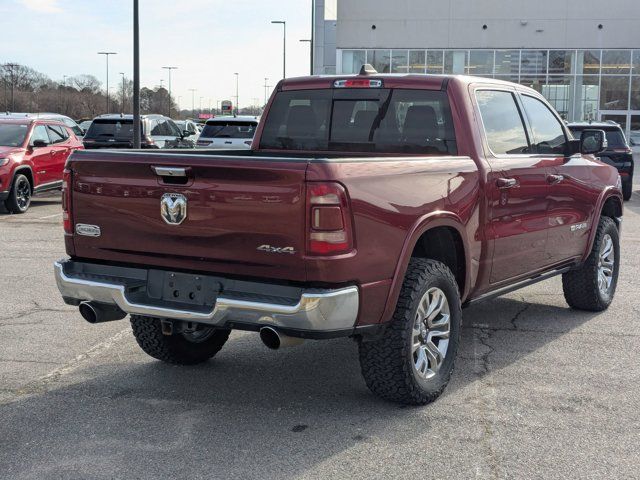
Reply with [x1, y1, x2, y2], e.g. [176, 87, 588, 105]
[580, 129, 607, 155]
[182, 130, 191, 137]
[32, 139, 49, 148]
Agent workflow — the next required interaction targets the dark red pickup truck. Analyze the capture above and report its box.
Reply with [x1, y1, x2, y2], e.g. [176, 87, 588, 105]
[54, 68, 623, 404]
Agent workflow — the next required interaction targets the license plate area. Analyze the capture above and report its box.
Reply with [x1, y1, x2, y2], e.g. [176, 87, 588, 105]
[160, 272, 218, 306]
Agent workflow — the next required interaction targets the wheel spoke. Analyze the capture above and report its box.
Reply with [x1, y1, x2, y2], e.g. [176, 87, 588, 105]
[424, 341, 443, 372]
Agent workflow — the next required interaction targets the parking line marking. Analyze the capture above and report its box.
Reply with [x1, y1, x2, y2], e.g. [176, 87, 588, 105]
[38, 213, 62, 219]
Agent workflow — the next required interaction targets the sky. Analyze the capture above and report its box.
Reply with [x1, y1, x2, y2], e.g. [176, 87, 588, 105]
[0, 0, 314, 110]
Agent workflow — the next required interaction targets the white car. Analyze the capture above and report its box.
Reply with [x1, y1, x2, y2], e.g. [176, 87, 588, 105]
[196, 116, 259, 149]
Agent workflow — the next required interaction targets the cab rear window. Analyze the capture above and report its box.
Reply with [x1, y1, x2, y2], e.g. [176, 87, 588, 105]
[259, 89, 457, 154]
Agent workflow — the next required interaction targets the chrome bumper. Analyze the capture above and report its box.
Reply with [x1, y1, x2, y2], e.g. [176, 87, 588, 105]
[54, 261, 359, 332]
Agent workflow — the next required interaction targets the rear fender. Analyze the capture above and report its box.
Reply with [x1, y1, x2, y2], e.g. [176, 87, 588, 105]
[380, 211, 471, 324]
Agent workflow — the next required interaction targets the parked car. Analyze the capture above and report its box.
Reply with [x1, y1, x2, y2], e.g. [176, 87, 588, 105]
[174, 119, 200, 146]
[629, 130, 640, 160]
[0, 117, 83, 213]
[196, 116, 259, 149]
[82, 114, 194, 149]
[78, 120, 93, 135]
[3, 112, 84, 139]
[54, 68, 623, 405]
[568, 121, 634, 200]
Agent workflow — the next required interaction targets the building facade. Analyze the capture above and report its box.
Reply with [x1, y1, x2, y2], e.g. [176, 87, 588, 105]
[314, 0, 640, 137]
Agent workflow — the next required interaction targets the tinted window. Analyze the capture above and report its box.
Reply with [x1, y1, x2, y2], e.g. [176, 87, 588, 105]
[0, 124, 29, 147]
[521, 95, 567, 154]
[260, 89, 457, 154]
[86, 120, 134, 139]
[476, 90, 530, 155]
[30, 125, 50, 145]
[166, 120, 182, 137]
[151, 119, 174, 136]
[46, 125, 69, 144]
[200, 121, 258, 139]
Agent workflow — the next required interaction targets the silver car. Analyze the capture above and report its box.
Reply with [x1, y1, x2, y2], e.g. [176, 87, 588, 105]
[196, 116, 259, 149]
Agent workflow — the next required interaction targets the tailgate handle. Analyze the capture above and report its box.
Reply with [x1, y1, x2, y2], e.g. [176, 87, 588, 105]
[152, 166, 187, 177]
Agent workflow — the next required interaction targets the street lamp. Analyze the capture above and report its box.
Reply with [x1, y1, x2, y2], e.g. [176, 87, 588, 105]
[199, 96, 203, 115]
[119, 72, 125, 112]
[300, 39, 313, 75]
[271, 21, 286, 79]
[234, 72, 239, 115]
[97, 51, 117, 113]
[133, 0, 141, 148]
[189, 88, 196, 118]
[162, 66, 177, 117]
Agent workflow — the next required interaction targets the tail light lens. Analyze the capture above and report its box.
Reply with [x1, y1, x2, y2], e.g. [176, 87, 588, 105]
[62, 168, 73, 234]
[306, 182, 354, 256]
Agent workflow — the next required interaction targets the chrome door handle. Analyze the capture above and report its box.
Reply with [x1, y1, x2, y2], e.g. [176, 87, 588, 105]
[496, 177, 517, 189]
[547, 174, 564, 185]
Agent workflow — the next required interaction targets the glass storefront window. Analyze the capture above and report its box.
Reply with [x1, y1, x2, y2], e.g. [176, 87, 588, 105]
[366, 50, 391, 73]
[574, 76, 599, 121]
[426, 50, 444, 74]
[444, 50, 468, 74]
[543, 77, 574, 119]
[633, 50, 640, 75]
[341, 50, 366, 74]
[548, 51, 575, 75]
[520, 76, 545, 93]
[391, 50, 409, 73]
[409, 50, 426, 73]
[578, 50, 600, 75]
[494, 50, 519, 77]
[468, 50, 494, 75]
[601, 50, 631, 75]
[630, 76, 640, 110]
[600, 76, 629, 110]
[520, 50, 547, 77]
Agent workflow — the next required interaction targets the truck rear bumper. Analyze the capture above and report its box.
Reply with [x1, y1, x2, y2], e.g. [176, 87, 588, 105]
[54, 259, 360, 336]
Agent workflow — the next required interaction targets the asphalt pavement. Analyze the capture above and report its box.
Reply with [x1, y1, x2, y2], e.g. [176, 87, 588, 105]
[1, 188, 639, 480]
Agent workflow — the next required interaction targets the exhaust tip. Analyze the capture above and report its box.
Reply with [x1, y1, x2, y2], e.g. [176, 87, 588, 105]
[259, 327, 281, 350]
[79, 302, 98, 324]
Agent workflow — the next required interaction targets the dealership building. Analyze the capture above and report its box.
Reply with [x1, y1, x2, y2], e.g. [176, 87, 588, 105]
[313, 0, 640, 137]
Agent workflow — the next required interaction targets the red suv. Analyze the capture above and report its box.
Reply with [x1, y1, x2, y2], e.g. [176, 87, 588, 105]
[0, 118, 83, 213]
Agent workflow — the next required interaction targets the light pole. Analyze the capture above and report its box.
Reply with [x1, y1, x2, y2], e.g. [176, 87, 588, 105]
[162, 66, 177, 117]
[133, 0, 141, 148]
[119, 72, 125, 112]
[216, 100, 220, 115]
[271, 21, 286, 79]
[234, 72, 239, 115]
[300, 39, 313, 75]
[97, 51, 117, 113]
[263, 77, 269, 105]
[189, 88, 196, 118]
[199, 96, 203, 116]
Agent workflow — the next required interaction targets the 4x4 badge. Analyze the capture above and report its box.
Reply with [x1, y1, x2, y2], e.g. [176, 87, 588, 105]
[160, 193, 187, 225]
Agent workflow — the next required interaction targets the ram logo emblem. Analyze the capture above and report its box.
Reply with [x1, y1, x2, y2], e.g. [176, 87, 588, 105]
[160, 193, 188, 225]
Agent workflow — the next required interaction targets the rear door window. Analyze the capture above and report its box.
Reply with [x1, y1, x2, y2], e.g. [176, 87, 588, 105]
[260, 88, 457, 154]
[476, 90, 531, 155]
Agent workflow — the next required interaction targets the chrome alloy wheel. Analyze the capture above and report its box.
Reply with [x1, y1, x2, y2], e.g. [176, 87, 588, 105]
[15, 177, 31, 210]
[597, 233, 615, 296]
[412, 287, 450, 379]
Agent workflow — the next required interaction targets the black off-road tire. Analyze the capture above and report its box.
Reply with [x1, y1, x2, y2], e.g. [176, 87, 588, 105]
[622, 178, 632, 201]
[358, 258, 462, 405]
[130, 315, 230, 365]
[562, 216, 620, 311]
[4, 173, 32, 214]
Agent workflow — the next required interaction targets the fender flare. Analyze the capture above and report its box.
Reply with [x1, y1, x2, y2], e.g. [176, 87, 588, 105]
[380, 211, 472, 324]
[7, 164, 35, 192]
[582, 187, 623, 262]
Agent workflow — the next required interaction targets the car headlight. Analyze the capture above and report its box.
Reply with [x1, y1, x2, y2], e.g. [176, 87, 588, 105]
[0, 158, 8, 167]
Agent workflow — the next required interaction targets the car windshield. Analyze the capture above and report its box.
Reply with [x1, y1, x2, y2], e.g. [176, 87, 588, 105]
[259, 88, 458, 154]
[0, 124, 29, 147]
[85, 119, 134, 139]
[200, 121, 257, 139]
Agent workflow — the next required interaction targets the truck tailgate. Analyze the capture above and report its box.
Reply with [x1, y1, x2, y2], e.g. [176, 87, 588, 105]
[68, 151, 309, 282]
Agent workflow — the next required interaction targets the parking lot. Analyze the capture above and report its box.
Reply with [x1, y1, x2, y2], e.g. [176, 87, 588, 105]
[0, 188, 639, 479]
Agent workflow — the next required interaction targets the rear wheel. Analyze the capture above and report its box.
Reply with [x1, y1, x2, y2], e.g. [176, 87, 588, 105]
[4, 174, 32, 214]
[358, 258, 461, 405]
[130, 315, 230, 365]
[622, 177, 632, 201]
[562, 216, 620, 311]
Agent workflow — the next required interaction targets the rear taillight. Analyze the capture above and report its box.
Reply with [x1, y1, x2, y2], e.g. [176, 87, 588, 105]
[62, 168, 73, 234]
[306, 182, 354, 256]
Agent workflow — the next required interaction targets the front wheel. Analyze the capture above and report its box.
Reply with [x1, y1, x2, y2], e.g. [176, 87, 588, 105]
[562, 216, 620, 311]
[4, 174, 32, 214]
[130, 315, 230, 365]
[358, 258, 462, 405]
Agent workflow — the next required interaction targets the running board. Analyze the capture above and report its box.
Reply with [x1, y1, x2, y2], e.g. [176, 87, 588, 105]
[463, 267, 572, 307]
